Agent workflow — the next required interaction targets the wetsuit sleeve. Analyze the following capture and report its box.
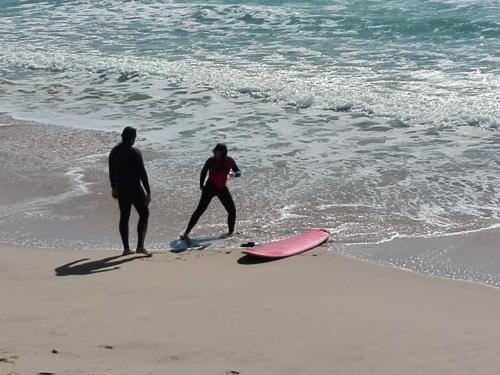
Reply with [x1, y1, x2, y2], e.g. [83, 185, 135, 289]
[200, 158, 211, 188]
[231, 159, 241, 176]
[109, 149, 117, 189]
[138, 150, 151, 195]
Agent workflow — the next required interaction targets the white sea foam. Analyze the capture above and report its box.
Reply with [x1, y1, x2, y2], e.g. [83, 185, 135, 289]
[1, 42, 499, 130]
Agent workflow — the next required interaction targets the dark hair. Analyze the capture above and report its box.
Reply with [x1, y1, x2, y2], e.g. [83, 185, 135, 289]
[213, 143, 228, 157]
[121, 126, 137, 143]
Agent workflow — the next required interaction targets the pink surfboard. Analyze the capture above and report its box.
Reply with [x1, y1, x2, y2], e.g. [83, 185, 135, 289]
[243, 229, 329, 258]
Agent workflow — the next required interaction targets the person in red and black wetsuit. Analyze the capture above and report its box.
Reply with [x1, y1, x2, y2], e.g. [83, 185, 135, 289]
[180, 143, 241, 243]
[109, 127, 151, 256]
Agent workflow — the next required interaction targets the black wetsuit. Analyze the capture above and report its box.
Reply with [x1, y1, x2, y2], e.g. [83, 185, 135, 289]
[109, 142, 150, 250]
[185, 156, 240, 235]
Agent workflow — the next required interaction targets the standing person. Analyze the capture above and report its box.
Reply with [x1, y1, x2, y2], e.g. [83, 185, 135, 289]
[180, 143, 241, 243]
[109, 126, 151, 256]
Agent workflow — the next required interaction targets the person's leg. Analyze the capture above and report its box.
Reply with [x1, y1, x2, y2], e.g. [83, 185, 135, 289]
[217, 187, 236, 235]
[182, 185, 215, 238]
[118, 195, 133, 254]
[132, 191, 150, 253]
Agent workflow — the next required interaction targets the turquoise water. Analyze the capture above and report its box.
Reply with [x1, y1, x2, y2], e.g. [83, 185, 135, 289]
[0, 1, 499, 282]
[1, 0, 499, 128]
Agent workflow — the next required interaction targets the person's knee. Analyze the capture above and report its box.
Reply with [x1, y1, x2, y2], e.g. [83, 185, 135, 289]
[140, 207, 149, 223]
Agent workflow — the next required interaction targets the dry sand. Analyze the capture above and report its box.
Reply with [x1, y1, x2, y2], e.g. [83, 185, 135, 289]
[1, 244, 500, 375]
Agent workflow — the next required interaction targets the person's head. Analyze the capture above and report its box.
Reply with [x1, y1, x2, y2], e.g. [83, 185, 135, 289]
[213, 143, 228, 160]
[121, 126, 137, 146]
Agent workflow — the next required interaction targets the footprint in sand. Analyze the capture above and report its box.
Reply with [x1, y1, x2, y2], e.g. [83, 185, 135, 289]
[98, 345, 114, 350]
[0, 352, 18, 365]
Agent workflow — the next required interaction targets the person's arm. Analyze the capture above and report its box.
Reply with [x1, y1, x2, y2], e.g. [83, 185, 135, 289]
[138, 150, 151, 200]
[231, 159, 241, 178]
[108, 149, 118, 199]
[200, 158, 211, 190]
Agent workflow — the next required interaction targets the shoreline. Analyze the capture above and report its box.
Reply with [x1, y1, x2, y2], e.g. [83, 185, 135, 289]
[340, 226, 500, 288]
[1, 118, 498, 286]
[3, 232, 500, 291]
[2, 242, 500, 374]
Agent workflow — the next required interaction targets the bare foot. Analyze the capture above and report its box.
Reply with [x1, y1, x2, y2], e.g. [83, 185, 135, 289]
[136, 248, 151, 256]
[221, 232, 234, 239]
[122, 249, 135, 256]
[180, 234, 192, 245]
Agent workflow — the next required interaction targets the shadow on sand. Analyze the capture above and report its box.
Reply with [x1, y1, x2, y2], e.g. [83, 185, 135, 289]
[237, 254, 280, 265]
[55, 254, 151, 276]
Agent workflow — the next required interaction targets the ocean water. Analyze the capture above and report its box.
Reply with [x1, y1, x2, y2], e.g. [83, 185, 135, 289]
[0, 1, 499, 283]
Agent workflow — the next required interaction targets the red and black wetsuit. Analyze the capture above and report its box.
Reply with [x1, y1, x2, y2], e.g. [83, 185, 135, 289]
[109, 142, 150, 250]
[185, 156, 240, 235]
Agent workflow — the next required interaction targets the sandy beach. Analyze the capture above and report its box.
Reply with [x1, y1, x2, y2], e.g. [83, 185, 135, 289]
[1, 244, 500, 375]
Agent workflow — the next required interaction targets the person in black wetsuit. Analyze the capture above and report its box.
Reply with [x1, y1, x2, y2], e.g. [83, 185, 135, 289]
[180, 143, 241, 243]
[109, 127, 151, 256]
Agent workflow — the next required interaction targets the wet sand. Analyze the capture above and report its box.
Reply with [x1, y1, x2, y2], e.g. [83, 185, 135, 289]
[1, 244, 500, 375]
[0, 121, 272, 250]
[341, 227, 500, 287]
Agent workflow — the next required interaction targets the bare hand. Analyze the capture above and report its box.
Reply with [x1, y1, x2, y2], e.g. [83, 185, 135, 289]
[111, 188, 118, 200]
[145, 194, 151, 207]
